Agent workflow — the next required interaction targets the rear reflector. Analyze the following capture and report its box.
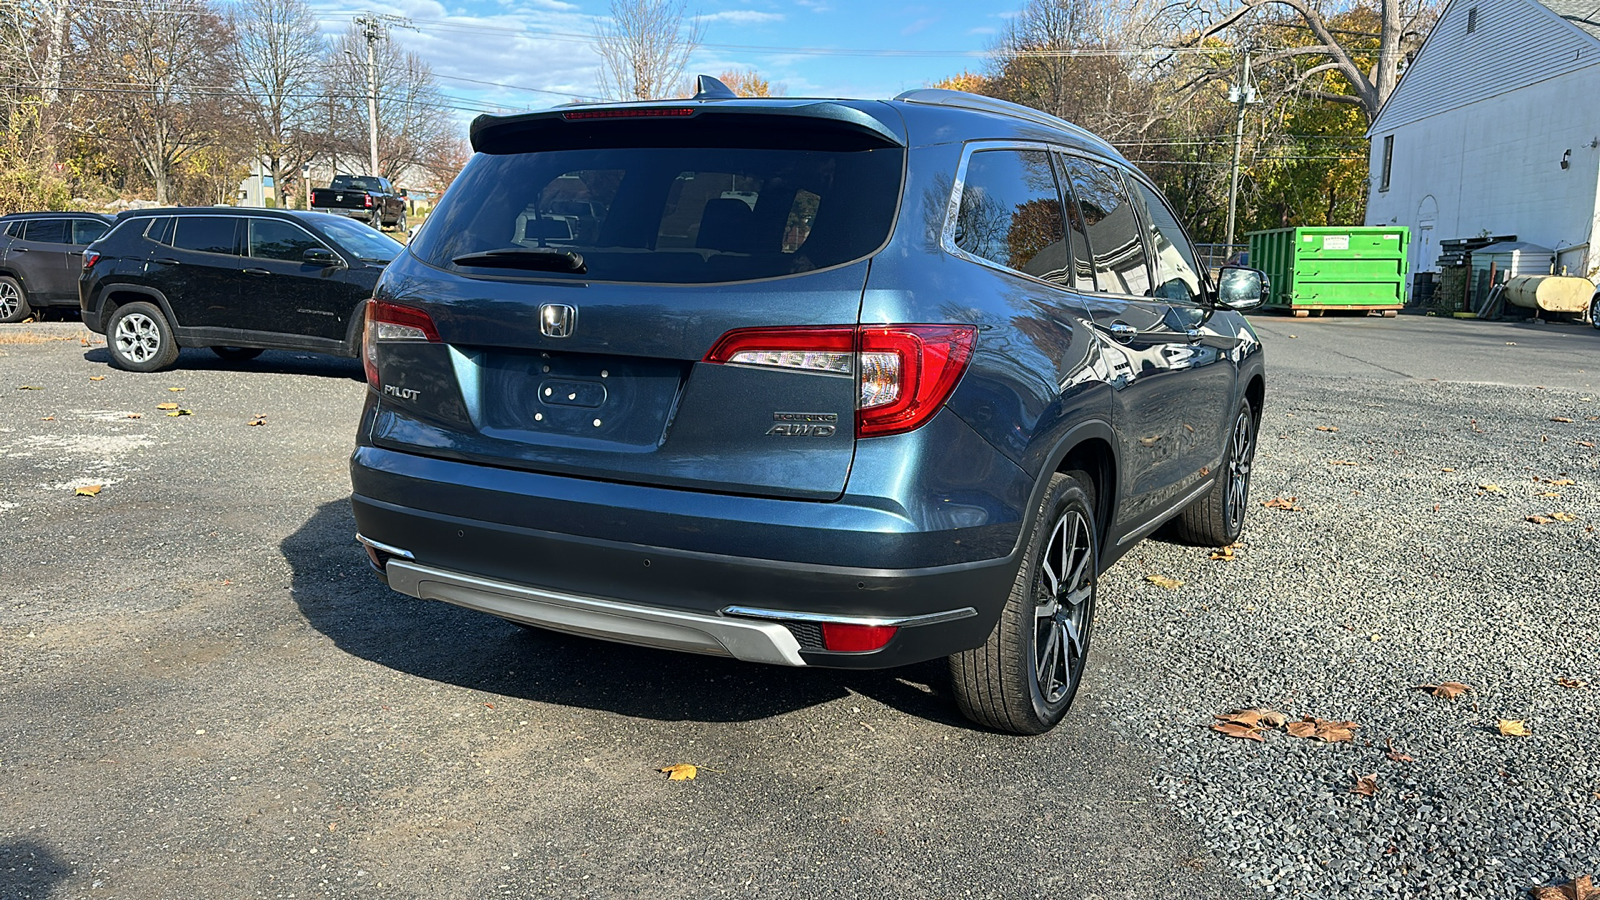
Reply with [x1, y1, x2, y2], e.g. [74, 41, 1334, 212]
[704, 324, 977, 438]
[562, 107, 696, 120]
[363, 301, 440, 387]
[820, 622, 898, 652]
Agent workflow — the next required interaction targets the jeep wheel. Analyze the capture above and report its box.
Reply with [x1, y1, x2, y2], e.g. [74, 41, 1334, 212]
[951, 470, 1097, 735]
[211, 346, 264, 362]
[108, 301, 179, 372]
[1167, 398, 1256, 546]
[0, 275, 31, 323]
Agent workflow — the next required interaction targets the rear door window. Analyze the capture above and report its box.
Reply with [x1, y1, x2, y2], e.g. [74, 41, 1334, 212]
[1125, 179, 1204, 304]
[248, 218, 323, 262]
[21, 219, 69, 244]
[73, 219, 109, 244]
[953, 149, 1069, 285]
[171, 216, 240, 255]
[413, 145, 903, 285]
[1057, 157, 1152, 297]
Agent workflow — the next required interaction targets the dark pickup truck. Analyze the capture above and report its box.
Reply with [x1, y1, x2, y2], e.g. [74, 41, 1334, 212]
[310, 175, 407, 232]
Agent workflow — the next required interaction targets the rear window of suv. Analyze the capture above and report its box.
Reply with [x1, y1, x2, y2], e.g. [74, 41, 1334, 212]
[412, 145, 904, 284]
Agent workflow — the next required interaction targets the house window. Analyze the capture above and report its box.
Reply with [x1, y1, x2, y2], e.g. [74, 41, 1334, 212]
[1467, 6, 1477, 33]
[1380, 135, 1394, 192]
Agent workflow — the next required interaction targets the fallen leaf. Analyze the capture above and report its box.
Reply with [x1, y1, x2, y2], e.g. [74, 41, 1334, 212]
[1285, 720, 1318, 739]
[1417, 682, 1471, 700]
[1529, 875, 1600, 900]
[1479, 483, 1502, 492]
[74, 485, 103, 497]
[1551, 512, 1578, 522]
[1328, 459, 1358, 466]
[1315, 425, 1339, 432]
[1557, 677, 1587, 689]
[1146, 574, 1183, 590]
[1262, 496, 1302, 511]
[166, 409, 193, 417]
[168, 386, 185, 392]
[1497, 719, 1531, 737]
[658, 764, 698, 781]
[1440, 467, 1456, 472]
[156, 402, 179, 410]
[126, 413, 142, 419]
[1209, 545, 1236, 561]
[41, 416, 54, 421]
[248, 416, 267, 427]
[1527, 515, 1556, 525]
[1385, 739, 1414, 763]
[18, 385, 41, 390]
[1541, 478, 1576, 486]
[1214, 708, 1285, 729]
[89, 375, 105, 381]
[1350, 774, 1378, 797]
[1539, 492, 1563, 498]
[1210, 722, 1265, 742]
[1283, 716, 1358, 742]
[1258, 710, 1289, 728]
[1550, 417, 1574, 423]
[1579, 441, 1597, 449]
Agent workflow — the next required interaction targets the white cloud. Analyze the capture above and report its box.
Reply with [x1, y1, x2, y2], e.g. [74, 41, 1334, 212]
[695, 10, 785, 24]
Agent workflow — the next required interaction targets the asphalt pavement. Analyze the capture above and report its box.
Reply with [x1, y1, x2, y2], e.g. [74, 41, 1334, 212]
[1, 311, 1597, 899]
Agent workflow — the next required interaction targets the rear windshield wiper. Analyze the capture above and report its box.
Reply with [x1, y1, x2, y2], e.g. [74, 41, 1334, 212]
[452, 248, 586, 274]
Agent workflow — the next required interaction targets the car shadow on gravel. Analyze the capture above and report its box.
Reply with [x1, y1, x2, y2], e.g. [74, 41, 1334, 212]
[81, 347, 364, 379]
[0, 839, 71, 897]
[283, 499, 972, 728]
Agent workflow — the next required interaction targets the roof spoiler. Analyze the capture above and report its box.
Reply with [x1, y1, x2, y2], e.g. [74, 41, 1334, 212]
[470, 96, 906, 154]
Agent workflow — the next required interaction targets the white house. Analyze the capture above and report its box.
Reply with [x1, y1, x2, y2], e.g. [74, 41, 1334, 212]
[1365, 0, 1600, 285]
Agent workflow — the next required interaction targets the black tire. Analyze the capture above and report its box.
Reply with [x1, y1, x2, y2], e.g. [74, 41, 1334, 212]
[211, 346, 264, 362]
[107, 301, 179, 372]
[951, 470, 1098, 735]
[1590, 294, 1600, 331]
[0, 275, 32, 323]
[396, 210, 408, 233]
[1166, 398, 1257, 546]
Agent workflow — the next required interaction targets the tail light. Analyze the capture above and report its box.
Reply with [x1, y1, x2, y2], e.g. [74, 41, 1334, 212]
[705, 324, 977, 438]
[363, 194, 375, 208]
[81, 249, 101, 269]
[363, 300, 440, 387]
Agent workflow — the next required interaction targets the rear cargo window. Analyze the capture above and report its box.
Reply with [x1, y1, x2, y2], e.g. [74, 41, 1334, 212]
[413, 145, 903, 284]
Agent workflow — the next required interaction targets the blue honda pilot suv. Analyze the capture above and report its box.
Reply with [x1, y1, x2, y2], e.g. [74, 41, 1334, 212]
[350, 81, 1268, 734]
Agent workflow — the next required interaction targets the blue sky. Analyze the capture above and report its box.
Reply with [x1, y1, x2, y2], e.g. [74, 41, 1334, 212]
[309, 0, 1020, 118]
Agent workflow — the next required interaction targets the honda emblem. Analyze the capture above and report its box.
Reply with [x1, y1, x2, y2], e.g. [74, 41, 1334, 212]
[540, 303, 577, 338]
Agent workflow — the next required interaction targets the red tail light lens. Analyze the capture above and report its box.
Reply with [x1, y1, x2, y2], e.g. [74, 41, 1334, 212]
[81, 249, 101, 269]
[363, 195, 375, 208]
[820, 623, 898, 652]
[704, 324, 977, 438]
[363, 301, 440, 387]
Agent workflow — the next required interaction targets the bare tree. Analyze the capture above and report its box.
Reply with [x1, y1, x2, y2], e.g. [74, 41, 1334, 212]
[230, 0, 323, 207]
[1181, 0, 1437, 122]
[325, 25, 456, 184]
[74, 0, 236, 204]
[593, 0, 703, 100]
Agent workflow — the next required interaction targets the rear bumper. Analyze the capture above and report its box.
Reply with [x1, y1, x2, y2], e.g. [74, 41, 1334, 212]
[311, 207, 373, 218]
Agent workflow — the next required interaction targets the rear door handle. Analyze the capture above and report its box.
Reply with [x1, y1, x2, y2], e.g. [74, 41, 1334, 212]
[243, 268, 271, 276]
[12, 246, 28, 252]
[155, 258, 180, 266]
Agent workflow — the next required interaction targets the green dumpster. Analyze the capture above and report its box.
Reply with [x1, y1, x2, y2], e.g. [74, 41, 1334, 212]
[1247, 226, 1410, 316]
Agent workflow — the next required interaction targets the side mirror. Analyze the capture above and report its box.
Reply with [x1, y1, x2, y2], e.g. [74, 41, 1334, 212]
[1216, 265, 1269, 311]
[303, 247, 342, 266]
[398, 188, 408, 198]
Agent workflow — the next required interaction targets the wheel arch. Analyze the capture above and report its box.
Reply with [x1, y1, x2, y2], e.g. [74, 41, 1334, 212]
[96, 285, 174, 334]
[1244, 372, 1265, 422]
[1021, 418, 1120, 562]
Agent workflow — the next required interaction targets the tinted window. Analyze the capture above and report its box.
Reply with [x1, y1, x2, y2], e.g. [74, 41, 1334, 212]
[1058, 157, 1151, 296]
[1126, 180, 1204, 303]
[332, 175, 383, 192]
[954, 150, 1068, 284]
[249, 218, 321, 262]
[145, 217, 174, 244]
[1, 220, 22, 239]
[314, 216, 403, 263]
[171, 216, 238, 255]
[22, 219, 69, 244]
[413, 145, 903, 285]
[73, 219, 109, 244]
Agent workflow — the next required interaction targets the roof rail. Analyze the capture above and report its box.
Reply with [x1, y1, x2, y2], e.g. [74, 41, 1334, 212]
[892, 88, 1113, 151]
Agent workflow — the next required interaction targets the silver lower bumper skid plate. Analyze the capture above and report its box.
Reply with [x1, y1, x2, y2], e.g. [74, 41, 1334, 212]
[383, 560, 807, 666]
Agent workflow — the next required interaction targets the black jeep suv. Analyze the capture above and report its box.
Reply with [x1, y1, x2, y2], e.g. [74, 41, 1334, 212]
[79, 208, 403, 371]
[350, 82, 1269, 734]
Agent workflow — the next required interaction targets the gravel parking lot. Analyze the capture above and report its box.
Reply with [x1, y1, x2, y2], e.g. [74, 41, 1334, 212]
[2, 313, 1597, 899]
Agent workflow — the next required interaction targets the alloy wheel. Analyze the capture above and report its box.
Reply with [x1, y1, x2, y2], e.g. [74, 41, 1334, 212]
[1034, 506, 1094, 704]
[0, 281, 19, 320]
[1225, 409, 1255, 533]
[115, 312, 162, 363]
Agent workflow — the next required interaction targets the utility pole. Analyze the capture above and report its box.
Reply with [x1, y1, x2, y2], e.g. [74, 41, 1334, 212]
[350, 13, 414, 178]
[1223, 47, 1258, 252]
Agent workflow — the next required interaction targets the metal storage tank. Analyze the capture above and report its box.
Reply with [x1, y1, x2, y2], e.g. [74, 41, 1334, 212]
[1247, 226, 1410, 317]
[1469, 241, 1554, 303]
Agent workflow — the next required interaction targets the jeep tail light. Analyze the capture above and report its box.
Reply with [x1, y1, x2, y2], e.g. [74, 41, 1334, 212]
[820, 622, 898, 652]
[704, 324, 977, 438]
[363, 300, 440, 387]
[81, 249, 101, 269]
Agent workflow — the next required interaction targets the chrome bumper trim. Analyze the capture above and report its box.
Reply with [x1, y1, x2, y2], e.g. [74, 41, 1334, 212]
[383, 561, 806, 667]
[721, 605, 977, 628]
[356, 533, 415, 560]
